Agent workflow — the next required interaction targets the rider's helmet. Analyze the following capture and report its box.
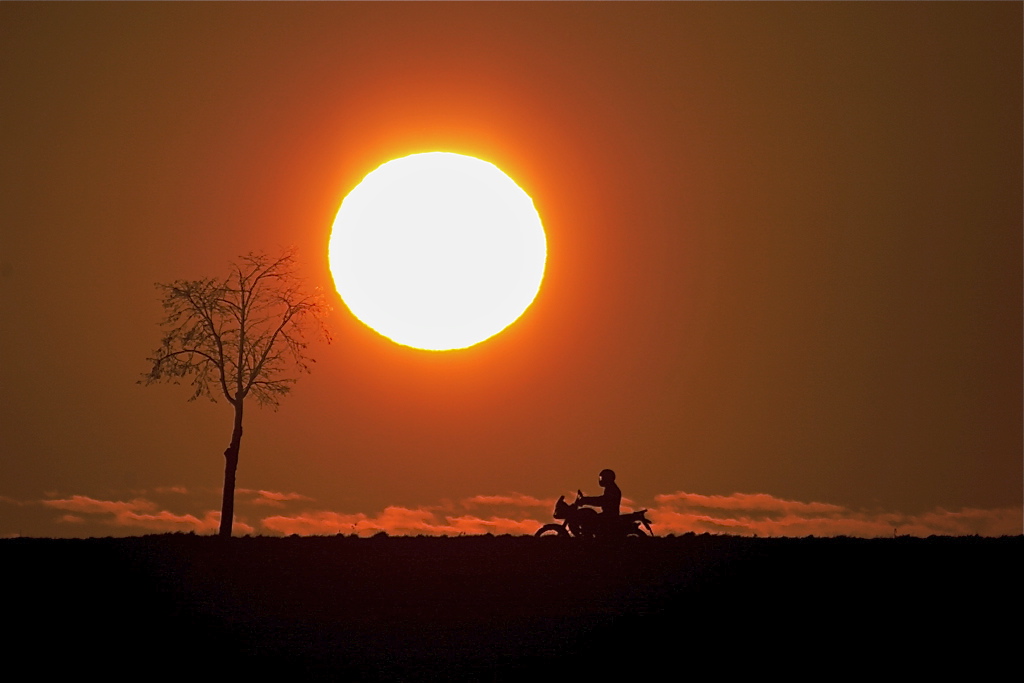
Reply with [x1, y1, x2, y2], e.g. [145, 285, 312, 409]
[599, 469, 616, 485]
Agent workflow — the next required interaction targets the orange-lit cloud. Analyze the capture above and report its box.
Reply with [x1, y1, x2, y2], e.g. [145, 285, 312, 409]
[239, 489, 315, 507]
[154, 486, 189, 495]
[443, 515, 541, 536]
[38, 494, 252, 535]
[261, 504, 545, 537]
[463, 494, 552, 509]
[261, 493, 553, 537]
[43, 495, 158, 516]
[649, 491, 1023, 538]
[654, 491, 846, 516]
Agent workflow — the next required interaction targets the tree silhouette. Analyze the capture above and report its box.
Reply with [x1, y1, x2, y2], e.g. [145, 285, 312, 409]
[141, 250, 330, 537]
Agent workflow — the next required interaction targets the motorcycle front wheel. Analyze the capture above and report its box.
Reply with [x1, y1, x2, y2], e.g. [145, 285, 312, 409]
[534, 524, 570, 538]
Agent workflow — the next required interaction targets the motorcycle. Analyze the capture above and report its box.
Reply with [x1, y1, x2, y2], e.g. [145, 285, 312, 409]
[534, 490, 655, 539]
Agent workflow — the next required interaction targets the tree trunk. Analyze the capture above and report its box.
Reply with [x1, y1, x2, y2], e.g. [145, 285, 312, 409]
[219, 401, 244, 538]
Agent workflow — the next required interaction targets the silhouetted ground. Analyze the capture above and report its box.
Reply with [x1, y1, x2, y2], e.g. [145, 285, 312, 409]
[3, 533, 1019, 679]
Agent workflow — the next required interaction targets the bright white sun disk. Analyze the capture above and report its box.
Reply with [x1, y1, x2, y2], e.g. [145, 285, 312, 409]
[329, 152, 547, 351]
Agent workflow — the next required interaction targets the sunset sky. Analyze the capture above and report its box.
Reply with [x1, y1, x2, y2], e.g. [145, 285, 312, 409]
[2, 3, 1020, 538]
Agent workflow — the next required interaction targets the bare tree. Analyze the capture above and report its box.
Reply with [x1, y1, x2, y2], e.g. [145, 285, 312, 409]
[141, 250, 330, 537]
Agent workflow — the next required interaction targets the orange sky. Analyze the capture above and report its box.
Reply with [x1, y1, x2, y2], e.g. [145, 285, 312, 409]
[2, 3, 1021, 538]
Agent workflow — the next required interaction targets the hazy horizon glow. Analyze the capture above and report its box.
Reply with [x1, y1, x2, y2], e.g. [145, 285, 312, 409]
[9, 487, 1019, 539]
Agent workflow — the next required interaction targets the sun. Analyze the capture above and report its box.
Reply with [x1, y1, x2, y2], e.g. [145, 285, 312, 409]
[329, 152, 547, 351]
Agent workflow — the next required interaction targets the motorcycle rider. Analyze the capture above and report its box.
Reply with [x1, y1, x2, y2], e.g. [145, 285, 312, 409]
[578, 469, 621, 536]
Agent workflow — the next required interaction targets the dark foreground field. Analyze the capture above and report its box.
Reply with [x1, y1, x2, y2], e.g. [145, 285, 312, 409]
[4, 533, 1019, 679]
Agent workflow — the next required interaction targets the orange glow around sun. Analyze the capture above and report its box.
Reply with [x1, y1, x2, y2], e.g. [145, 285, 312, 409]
[329, 152, 547, 351]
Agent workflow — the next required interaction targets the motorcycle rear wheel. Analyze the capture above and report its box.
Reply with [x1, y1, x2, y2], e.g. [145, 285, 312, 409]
[534, 524, 569, 538]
